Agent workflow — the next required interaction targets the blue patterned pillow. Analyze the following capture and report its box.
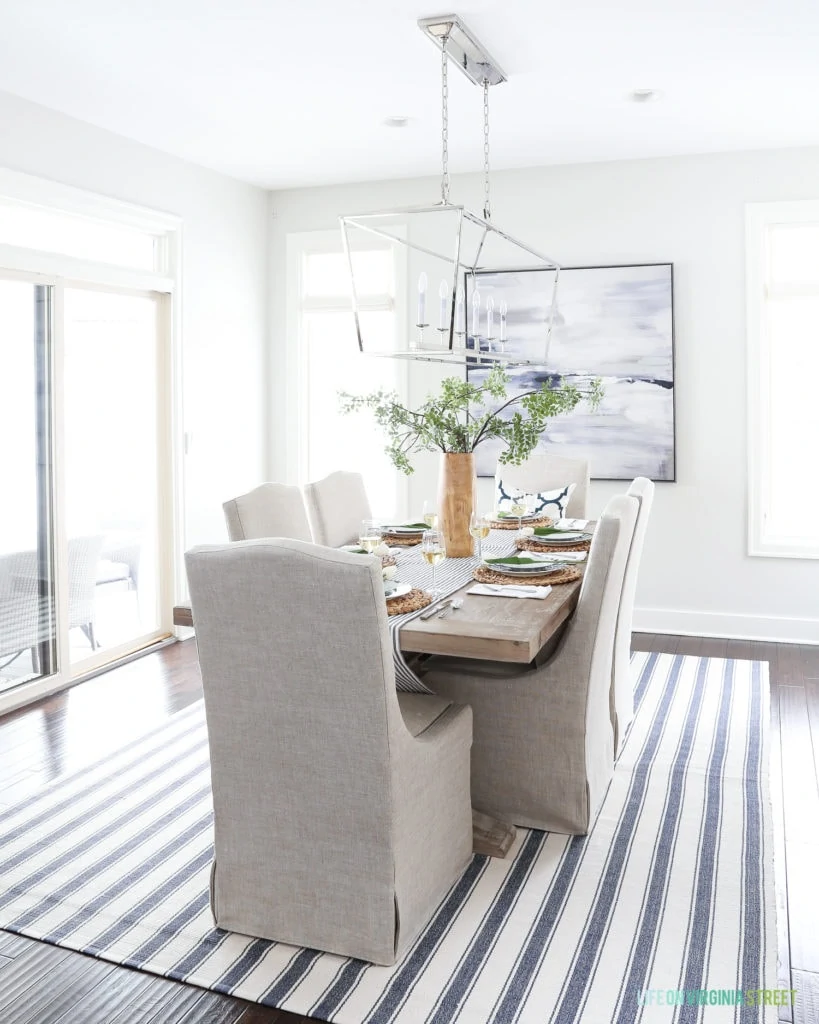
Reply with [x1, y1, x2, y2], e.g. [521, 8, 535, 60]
[496, 479, 576, 518]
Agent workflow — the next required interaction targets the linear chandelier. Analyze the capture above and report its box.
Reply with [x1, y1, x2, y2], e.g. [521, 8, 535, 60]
[340, 14, 562, 367]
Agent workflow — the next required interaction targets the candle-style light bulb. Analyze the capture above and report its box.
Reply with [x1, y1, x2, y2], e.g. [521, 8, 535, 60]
[499, 299, 508, 343]
[486, 295, 495, 340]
[438, 279, 450, 331]
[455, 290, 465, 333]
[417, 272, 428, 326]
[471, 288, 481, 337]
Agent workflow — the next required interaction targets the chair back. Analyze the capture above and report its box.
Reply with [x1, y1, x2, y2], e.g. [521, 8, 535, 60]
[540, 493, 638, 814]
[223, 482, 311, 542]
[611, 477, 655, 752]
[494, 453, 589, 518]
[304, 471, 372, 547]
[185, 538, 404, 950]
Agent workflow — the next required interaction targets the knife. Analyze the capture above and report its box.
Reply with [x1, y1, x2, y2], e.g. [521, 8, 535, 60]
[419, 596, 451, 620]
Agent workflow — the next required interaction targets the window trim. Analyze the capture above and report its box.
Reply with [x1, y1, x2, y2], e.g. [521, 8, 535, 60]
[285, 228, 408, 516]
[746, 199, 819, 559]
[0, 167, 181, 284]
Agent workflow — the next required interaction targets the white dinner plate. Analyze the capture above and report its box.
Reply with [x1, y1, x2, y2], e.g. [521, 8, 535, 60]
[494, 511, 543, 522]
[384, 582, 413, 600]
[530, 532, 587, 543]
[482, 560, 566, 576]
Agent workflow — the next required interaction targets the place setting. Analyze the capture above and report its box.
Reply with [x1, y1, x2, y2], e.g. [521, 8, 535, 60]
[515, 519, 594, 554]
[487, 501, 554, 531]
[472, 552, 583, 589]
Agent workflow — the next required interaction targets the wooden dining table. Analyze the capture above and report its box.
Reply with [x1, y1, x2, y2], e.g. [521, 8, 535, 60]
[172, 525, 592, 665]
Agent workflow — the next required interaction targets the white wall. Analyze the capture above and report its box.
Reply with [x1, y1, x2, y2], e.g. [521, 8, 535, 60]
[268, 145, 819, 643]
[0, 89, 268, 551]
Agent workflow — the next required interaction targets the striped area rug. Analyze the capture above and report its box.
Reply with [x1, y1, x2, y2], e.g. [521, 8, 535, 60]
[0, 653, 775, 1022]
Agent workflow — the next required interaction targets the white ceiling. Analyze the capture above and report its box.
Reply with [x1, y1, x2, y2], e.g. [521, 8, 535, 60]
[1, 0, 818, 190]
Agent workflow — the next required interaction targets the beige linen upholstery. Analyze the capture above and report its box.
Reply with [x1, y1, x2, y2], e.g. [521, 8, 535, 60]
[222, 483, 311, 542]
[304, 471, 372, 547]
[611, 477, 655, 754]
[185, 539, 473, 965]
[494, 453, 590, 518]
[423, 494, 638, 835]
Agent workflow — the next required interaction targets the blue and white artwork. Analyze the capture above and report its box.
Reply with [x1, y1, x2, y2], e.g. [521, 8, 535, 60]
[467, 264, 675, 481]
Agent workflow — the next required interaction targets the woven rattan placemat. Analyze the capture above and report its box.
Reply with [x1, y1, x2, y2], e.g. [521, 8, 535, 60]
[488, 515, 554, 531]
[473, 564, 582, 587]
[384, 533, 424, 547]
[515, 536, 591, 554]
[386, 588, 433, 616]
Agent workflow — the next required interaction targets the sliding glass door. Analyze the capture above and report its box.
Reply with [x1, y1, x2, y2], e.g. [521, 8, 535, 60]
[0, 274, 171, 697]
[63, 287, 166, 671]
[0, 279, 56, 692]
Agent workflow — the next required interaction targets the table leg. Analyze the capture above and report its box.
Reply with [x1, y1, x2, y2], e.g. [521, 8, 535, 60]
[472, 809, 516, 859]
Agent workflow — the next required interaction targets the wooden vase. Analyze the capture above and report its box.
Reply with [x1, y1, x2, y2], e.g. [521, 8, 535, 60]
[438, 452, 476, 558]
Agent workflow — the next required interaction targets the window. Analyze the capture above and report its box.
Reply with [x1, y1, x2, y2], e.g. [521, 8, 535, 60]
[0, 168, 177, 279]
[289, 232, 406, 521]
[0, 198, 159, 270]
[747, 201, 819, 557]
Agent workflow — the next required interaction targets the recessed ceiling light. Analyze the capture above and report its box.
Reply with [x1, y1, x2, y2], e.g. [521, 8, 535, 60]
[630, 89, 661, 103]
[383, 115, 411, 128]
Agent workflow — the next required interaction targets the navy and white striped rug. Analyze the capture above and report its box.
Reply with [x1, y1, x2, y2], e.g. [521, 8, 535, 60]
[0, 654, 775, 1022]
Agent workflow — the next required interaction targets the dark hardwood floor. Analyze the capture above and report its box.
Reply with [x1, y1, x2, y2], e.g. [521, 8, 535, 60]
[0, 635, 815, 1023]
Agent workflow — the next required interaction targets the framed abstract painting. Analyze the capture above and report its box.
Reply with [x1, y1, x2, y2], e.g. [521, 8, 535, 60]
[466, 263, 675, 481]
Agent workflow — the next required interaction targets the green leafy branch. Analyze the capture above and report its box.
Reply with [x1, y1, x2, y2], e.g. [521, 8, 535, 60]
[339, 365, 604, 475]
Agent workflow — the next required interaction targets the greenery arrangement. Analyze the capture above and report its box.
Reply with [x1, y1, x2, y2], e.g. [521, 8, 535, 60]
[340, 366, 604, 475]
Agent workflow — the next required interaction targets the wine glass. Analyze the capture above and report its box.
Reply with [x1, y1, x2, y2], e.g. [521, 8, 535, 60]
[359, 519, 383, 554]
[509, 500, 527, 534]
[422, 500, 439, 529]
[421, 529, 445, 597]
[469, 511, 491, 561]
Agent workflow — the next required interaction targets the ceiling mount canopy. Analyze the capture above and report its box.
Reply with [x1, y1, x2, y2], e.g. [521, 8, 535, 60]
[417, 14, 507, 88]
[339, 14, 561, 367]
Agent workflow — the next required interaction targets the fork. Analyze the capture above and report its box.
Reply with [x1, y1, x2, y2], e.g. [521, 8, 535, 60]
[438, 598, 464, 618]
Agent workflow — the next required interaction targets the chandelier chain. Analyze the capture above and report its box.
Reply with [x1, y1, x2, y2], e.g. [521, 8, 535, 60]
[440, 32, 450, 205]
[483, 79, 491, 220]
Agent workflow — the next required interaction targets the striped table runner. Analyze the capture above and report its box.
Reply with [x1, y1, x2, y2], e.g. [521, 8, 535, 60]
[387, 531, 516, 693]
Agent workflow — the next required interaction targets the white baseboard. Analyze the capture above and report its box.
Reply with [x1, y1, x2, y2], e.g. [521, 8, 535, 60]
[633, 606, 819, 645]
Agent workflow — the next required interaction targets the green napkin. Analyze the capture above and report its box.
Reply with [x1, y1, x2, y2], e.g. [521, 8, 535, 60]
[532, 526, 591, 537]
[386, 522, 428, 531]
[484, 555, 546, 566]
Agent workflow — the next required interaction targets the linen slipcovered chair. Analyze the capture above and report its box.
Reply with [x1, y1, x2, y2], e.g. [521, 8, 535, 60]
[304, 470, 372, 548]
[423, 493, 639, 835]
[222, 482, 312, 543]
[610, 477, 655, 756]
[185, 538, 474, 965]
[494, 453, 590, 519]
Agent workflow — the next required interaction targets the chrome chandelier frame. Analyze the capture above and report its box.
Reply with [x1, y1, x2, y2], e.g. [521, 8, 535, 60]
[340, 14, 561, 367]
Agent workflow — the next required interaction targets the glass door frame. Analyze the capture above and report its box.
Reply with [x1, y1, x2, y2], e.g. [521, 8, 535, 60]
[0, 267, 180, 712]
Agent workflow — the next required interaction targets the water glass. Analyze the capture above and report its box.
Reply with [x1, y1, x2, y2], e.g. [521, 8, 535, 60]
[359, 519, 383, 554]
[421, 529, 445, 596]
[469, 511, 491, 560]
